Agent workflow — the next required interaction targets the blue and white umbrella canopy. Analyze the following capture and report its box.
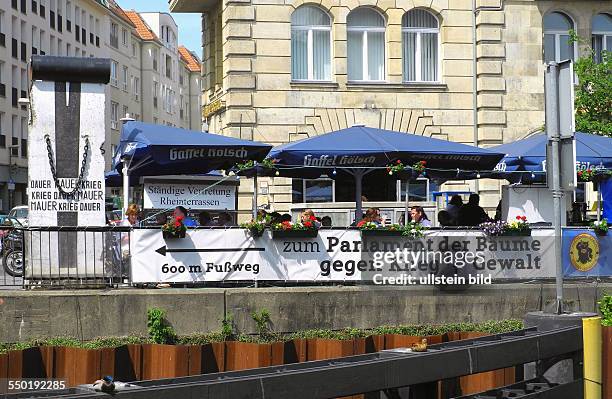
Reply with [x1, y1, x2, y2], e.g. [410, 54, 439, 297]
[491, 132, 612, 183]
[112, 121, 272, 177]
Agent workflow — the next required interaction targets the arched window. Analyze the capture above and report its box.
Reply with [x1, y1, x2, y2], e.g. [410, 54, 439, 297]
[402, 9, 439, 82]
[543, 12, 575, 63]
[347, 8, 385, 81]
[592, 13, 612, 63]
[291, 6, 332, 81]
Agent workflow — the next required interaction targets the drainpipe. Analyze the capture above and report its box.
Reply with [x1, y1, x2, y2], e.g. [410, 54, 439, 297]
[472, 0, 504, 194]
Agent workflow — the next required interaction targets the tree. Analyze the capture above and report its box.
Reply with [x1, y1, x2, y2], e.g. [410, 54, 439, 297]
[570, 31, 612, 136]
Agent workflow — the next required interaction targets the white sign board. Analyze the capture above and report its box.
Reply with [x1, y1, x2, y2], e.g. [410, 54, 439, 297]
[130, 229, 556, 283]
[28, 81, 106, 226]
[143, 182, 236, 210]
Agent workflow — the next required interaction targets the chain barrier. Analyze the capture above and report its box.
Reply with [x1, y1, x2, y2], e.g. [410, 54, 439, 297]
[44, 134, 90, 199]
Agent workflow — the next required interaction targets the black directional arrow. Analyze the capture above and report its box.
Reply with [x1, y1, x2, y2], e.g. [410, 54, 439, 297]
[155, 246, 266, 256]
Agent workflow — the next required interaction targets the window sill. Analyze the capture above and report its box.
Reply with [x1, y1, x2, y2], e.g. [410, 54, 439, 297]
[346, 81, 448, 91]
[290, 80, 339, 89]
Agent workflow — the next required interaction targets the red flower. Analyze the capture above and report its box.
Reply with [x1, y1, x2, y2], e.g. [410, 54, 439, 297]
[521, 216, 527, 221]
[421, 161, 427, 165]
[174, 222, 180, 228]
[356, 220, 366, 227]
[396, 160, 401, 164]
[516, 215, 521, 220]
[281, 221, 292, 230]
[578, 171, 583, 176]
[303, 221, 312, 228]
[176, 216, 184, 222]
[309, 215, 316, 221]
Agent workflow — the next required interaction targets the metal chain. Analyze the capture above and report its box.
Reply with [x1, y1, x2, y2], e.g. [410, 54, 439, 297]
[44, 134, 90, 199]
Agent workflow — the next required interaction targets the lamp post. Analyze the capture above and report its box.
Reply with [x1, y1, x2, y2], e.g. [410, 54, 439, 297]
[119, 114, 135, 217]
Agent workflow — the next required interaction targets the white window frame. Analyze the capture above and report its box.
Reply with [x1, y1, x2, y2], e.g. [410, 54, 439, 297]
[110, 60, 118, 86]
[402, 13, 440, 83]
[110, 101, 118, 130]
[298, 178, 335, 203]
[543, 12, 577, 63]
[346, 9, 386, 82]
[291, 7, 332, 82]
[592, 14, 612, 63]
[397, 177, 433, 202]
[121, 65, 128, 91]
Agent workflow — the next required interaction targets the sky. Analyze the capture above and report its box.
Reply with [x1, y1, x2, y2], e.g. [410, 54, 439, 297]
[118, 0, 202, 56]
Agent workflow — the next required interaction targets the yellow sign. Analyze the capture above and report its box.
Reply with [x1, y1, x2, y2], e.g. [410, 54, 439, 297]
[202, 99, 225, 119]
[569, 233, 600, 272]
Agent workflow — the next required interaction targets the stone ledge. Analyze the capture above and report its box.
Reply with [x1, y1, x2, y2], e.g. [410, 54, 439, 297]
[345, 82, 448, 91]
[290, 81, 340, 89]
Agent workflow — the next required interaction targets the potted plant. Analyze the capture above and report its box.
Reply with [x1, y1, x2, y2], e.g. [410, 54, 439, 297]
[162, 215, 187, 239]
[577, 168, 596, 182]
[592, 218, 608, 237]
[241, 217, 269, 237]
[386, 160, 427, 180]
[401, 222, 427, 239]
[504, 215, 531, 236]
[360, 223, 404, 237]
[479, 220, 508, 236]
[271, 219, 318, 239]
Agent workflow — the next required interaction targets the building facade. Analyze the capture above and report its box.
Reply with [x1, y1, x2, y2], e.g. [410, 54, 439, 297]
[0, 0, 201, 213]
[170, 0, 611, 222]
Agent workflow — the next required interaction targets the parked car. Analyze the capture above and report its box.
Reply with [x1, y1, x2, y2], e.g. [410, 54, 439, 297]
[8, 206, 28, 226]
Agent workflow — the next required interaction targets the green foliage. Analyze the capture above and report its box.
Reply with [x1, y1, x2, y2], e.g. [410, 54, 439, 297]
[599, 294, 612, 327]
[220, 313, 235, 341]
[147, 308, 176, 344]
[0, 319, 525, 353]
[251, 309, 278, 342]
[569, 30, 612, 136]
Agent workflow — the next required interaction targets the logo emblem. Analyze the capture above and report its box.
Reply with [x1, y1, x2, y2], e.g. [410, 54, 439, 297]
[569, 233, 599, 272]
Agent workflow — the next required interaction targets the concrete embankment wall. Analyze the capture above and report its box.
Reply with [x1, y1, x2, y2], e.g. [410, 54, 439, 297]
[0, 283, 606, 342]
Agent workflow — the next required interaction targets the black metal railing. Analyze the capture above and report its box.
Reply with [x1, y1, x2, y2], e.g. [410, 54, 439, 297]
[0, 226, 132, 289]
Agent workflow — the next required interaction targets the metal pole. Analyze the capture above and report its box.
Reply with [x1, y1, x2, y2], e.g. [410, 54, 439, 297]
[404, 179, 410, 225]
[547, 63, 564, 314]
[597, 188, 601, 222]
[122, 163, 129, 218]
[355, 170, 363, 223]
[252, 173, 258, 220]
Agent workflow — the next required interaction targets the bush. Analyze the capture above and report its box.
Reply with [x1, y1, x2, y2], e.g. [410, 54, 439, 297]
[599, 294, 612, 327]
[147, 308, 176, 344]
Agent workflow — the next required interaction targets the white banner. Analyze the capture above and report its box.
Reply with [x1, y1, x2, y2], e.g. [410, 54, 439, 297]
[130, 229, 556, 283]
[143, 182, 236, 210]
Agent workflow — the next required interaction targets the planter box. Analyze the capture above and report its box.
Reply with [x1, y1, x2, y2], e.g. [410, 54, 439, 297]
[54, 347, 101, 387]
[282, 339, 307, 363]
[360, 229, 404, 237]
[604, 326, 612, 399]
[503, 229, 531, 237]
[247, 228, 264, 238]
[306, 339, 355, 361]
[187, 342, 225, 375]
[458, 332, 515, 395]
[365, 335, 385, 353]
[225, 342, 272, 371]
[142, 344, 189, 380]
[383, 334, 444, 350]
[6, 347, 54, 380]
[163, 230, 186, 239]
[595, 230, 608, 237]
[272, 229, 318, 239]
[100, 344, 142, 382]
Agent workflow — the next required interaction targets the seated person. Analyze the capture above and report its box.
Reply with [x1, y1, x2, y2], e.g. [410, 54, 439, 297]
[321, 216, 332, 227]
[445, 195, 463, 224]
[280, 213, 292, 223]
[216, 212, 234, 227]
[410, 206, 432, 227]
[174, 206, 198, 227]
[300, 209, 321, 228]
[198, 211, 212, 227]
[457, 194, 491, 226]
[438, 210, 454, 227]
[356, 208, 382, 227]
